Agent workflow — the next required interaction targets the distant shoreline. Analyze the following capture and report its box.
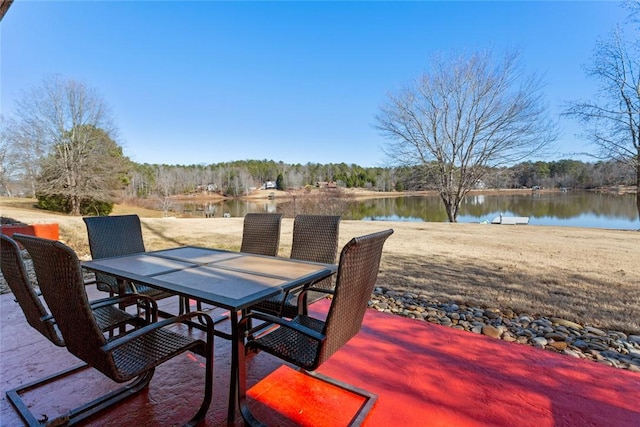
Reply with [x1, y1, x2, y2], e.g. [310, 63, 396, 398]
[169, 186, 637, 202]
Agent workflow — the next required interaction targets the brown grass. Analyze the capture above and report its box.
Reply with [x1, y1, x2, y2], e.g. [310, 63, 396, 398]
[2, 198, 639, 334]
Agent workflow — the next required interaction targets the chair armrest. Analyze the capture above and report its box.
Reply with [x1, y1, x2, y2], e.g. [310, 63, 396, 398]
[81, 267, 97, 284]
[242, 312, 325, 342]
[89, 294, 155, 310]
[93, 279, 110, 288]
[301, 286, 335, 296]
[90, 294, 158, 322]
[296, 287, 334, 314]
[38, 295, 154, 324]
[100, 311, 215, 353]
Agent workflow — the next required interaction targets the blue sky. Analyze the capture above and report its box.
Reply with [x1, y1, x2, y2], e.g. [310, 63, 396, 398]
[0, 1, 629, 167]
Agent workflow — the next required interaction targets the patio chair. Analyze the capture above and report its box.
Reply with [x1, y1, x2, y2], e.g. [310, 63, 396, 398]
[1, 233, 149, 344]
[240, 213, 283, 257]
[83, 214, 183, 316]
[2, 233, 159, 425]
[240, 229, 393, 426]
[252, 214, 340, 318]
[12, 234, 215, 427]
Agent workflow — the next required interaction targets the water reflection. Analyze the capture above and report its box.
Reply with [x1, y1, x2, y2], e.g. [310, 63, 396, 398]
[170, 192, 639, 230]
[360, 192, 639, 229]
[174, 199, 278, 218]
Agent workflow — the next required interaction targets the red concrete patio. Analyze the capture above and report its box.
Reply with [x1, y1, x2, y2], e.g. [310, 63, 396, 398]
[1, 287, 639, 426]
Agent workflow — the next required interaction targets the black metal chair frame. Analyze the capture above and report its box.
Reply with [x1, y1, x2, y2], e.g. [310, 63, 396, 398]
[11, 234, 215, 427]
[238, 229, 393, 426]
[242, 290, 378, 427]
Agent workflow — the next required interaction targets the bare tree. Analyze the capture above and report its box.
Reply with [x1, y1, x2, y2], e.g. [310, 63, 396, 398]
[37, 125, 130, 214]
[0, 117, 16, 196]
[1, 115, 48, 197]
[564, 3, 640, 218]
[153, 165, 177, 217]
[6, 75, 127, 214]
[376, 49, 557, 222]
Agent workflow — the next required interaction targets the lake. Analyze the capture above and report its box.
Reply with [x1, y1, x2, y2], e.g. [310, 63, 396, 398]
[171, 191, 639, 230]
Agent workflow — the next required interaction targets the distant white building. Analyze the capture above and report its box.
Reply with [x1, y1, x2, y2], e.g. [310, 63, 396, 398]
[262, 181, 276, 190]
[197, 183, 218, 193]
[474, 180, 486, 189]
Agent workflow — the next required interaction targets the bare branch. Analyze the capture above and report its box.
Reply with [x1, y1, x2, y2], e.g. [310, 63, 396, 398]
[5, 75, 128, 214]
[377, 49, 557, 221]
[563, 20, 640, 216]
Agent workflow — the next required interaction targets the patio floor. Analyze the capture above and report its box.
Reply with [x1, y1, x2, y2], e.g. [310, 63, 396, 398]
[1, 287, 639, 426]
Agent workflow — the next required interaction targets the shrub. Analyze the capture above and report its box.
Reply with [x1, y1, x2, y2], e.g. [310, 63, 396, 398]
[36, 194, 69, 213]
[36, 194, 113, 216]
[80, 199, 113, 216]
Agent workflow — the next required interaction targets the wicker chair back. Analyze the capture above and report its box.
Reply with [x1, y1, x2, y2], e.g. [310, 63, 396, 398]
[253, 214, 341, 317]
[248, 229, 393, 371]
[83, 215, 145, 294]
[240, 213, 283, 256]
[14, 234, 117, 376]
[320, 229, 393, 365]
[1, 234, 63, 346]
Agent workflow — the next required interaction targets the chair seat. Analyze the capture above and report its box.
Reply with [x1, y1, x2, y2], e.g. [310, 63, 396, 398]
[251, 316, 325, 370]
[93, 304, 145, 331]
[254, 285, 332, 318]
[111, 328, 203, 381]
[131, 283, 174, 300]
[256, 293, 298, 316]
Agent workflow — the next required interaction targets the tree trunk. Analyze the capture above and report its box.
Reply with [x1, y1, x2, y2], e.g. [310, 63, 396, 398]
[636, 154, 640, 220]
[70, 196, 81, 216]
[440, 194, 458, 222]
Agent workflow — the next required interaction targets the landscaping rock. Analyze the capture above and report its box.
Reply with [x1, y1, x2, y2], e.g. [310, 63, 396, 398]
[370, 287, 640, 373]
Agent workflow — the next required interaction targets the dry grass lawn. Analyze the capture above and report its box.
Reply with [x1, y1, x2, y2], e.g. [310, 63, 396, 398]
[2, 198, 639, 334]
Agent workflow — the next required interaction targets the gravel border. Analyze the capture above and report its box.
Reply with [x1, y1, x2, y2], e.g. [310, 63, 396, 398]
[371, 287, 640, 373]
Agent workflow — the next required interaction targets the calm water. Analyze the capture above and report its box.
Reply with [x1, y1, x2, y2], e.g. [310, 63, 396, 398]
[171, 191, 639, 230]
[352, 192, 639, 230]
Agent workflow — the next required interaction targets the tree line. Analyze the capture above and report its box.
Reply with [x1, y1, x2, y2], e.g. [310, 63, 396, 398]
[1, 147, 633, 201]
[126, 158, 633, 198]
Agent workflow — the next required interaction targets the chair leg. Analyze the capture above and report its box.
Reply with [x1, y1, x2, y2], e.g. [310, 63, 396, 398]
[238, 367, 377, 427]
[184, 334, 214, 427]
[180, 296, 189, 314]
[197, 300, 230, 325]
[6, 365, 154, 426]
[303, 370, 378, 426]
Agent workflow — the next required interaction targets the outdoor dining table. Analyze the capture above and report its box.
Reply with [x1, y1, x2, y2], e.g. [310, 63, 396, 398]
[82, 245, 337, 425]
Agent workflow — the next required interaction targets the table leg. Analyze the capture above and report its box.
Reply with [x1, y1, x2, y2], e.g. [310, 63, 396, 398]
[227, 310, 239, 425]
[117, 278, 129, 334]
[236, 315, 262, 427]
